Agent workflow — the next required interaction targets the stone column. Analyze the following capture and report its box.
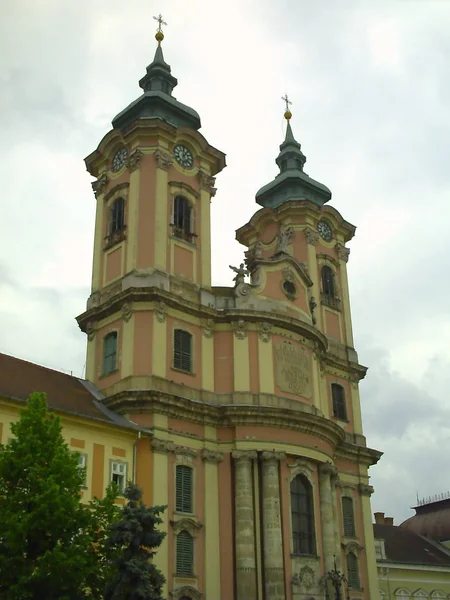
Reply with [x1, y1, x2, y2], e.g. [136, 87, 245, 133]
[261, 451, 286, 600]
[319, 462, 338, 573]
[233, 451, 258, 600]
[331, 476, 341, 570]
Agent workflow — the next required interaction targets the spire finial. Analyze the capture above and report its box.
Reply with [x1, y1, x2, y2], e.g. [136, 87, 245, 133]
[153, 13, 167, 44]
[281, 93, 292, 121]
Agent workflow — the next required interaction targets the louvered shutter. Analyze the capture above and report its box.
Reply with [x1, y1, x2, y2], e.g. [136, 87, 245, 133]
[103, 332, 117, 374]
[176, 465, 193, 513]
[176, 530, 193, 575]
[342, 496, 355, 537]
[174, 330, 192, 372]
[347, 552, 359, 589]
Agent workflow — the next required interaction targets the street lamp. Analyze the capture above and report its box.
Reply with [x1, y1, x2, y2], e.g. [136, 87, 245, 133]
[325, 556, 350, 600]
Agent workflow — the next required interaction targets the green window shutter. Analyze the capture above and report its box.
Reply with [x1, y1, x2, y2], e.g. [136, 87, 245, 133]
[176, 465, 193, 513]
[347, 552, 359, 589]
[103, 332, 117, 374]
[176, 530, 193, 575]
[342, 496, 356, 537]
[174, 330, 192, 372]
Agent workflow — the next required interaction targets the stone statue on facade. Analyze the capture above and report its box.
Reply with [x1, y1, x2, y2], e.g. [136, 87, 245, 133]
[229, 263, 249, 286]
[276, 224, 295, 254]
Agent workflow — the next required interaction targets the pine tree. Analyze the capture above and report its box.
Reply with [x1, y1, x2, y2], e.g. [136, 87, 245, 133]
[0, 392, 119, 600]
[104, 483, 167, 600]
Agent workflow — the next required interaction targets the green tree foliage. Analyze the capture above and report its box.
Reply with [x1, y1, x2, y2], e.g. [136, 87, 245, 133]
[0, 392, 120, 600]
[105, 483, 166, 600]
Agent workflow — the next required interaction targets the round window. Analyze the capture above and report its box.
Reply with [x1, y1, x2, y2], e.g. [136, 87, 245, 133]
[283, 280, 296, 296]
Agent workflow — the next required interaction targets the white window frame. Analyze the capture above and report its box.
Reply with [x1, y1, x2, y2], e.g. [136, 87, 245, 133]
[111, 460, 127, 493]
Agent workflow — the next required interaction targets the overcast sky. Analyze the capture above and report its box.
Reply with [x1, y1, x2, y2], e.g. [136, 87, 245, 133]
[1, 0, 450, 524]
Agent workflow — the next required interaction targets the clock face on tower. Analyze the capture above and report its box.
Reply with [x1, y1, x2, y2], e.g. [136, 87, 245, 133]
[111, 148, 128, 172]
[173, 144, 193, 169]
[317, 219, 333, 242]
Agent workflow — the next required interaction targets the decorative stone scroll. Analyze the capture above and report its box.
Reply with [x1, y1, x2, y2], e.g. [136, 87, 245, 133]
[202, 449, 224, 463]
[151, 438, 197, 459]
[319, 461, 339, 480]
[292, 565, 316, 590]
[288, 458, 315, 483]
[121, 302, 133, 322]
[232, 319, 248, 340]
[335, 242, 350, 263]
[304, 226, 320, 245]
[275, 342, 311, 397]
[127, 148, 143, 172]
[342, 540, 364, 555]
[170, 517, 203, 536]
[244, 241, 263, 270]
[197, 170, 216, 196]
[154, 149, 173, 170]
[260, 450, 286, 463]
[92, 173, 109, 197]
[170, 587, 203, 600]
[232, 450, 257, 462]
[86, 321, 96, 341]
[358, 483, 374, 496]
[258, 322, 272, 343]
[201, 318, 214, 338]
[155, 301, 167, 323]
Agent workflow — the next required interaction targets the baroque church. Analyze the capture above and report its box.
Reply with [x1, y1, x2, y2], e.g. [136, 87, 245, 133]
[0, 21, 382, 600]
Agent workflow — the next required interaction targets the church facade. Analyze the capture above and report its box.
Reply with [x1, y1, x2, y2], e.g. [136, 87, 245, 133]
[0, 25, 382, 600]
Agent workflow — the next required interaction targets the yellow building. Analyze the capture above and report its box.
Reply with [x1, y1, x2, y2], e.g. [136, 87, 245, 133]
[374, 512, 450, 600]
[0, 27, 384, 600]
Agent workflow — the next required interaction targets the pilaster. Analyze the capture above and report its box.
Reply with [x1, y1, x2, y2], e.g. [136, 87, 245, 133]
[151, 429, 170, 598]
[318, 462, 338, 573]
[233, 324, 250, 391]
[359, 482, 378, 598]
[260, 451, 286, 600]
[126, 166, 140, 272]
[154, 150, 172, 271]
[152, 305, 167, 377]
[335, 244, 353, 347]
[232, 450, 258, 600]
[202, 449, 223, 600]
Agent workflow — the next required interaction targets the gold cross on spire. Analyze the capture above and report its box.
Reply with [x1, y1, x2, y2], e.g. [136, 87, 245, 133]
[281, 93, 292, 120]
[153, 13, 167, 43]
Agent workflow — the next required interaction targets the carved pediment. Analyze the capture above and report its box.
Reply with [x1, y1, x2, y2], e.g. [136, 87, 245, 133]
[170, 517, 203, 536]
[250, 253, 313, 288]
[170, 586, 202, 600]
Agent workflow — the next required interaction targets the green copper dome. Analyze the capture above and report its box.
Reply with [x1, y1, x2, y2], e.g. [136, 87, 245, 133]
[112, 42, 201, 131]
[255, 121, 331, 208]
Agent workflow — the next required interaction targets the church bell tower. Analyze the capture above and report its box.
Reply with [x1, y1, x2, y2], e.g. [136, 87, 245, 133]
[77, 21, 381, 600]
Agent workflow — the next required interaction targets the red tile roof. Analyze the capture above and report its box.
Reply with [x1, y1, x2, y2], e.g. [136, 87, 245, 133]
[374, 524, 450, 566]
[0, 352, 127, 427]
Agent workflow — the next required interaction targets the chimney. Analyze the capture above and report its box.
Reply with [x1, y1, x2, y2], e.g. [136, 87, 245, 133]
[384, 517, 394, 526]
[374, 512, 385, 524]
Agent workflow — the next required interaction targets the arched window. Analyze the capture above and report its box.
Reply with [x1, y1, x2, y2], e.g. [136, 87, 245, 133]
[331, 384, 347, 420]
[110, 197, 125, 234]
[103, 332, 117, 375]
[342, 496, 356, 537]
[290, 474, 315, 555]
[173, 196, 193, 242]
[174, 329, 193, 373]
[176, 530, 194, 575]
[347, 552, 359, 589]
[321, 265, 335, 297]
[176, 465, 193, 513]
